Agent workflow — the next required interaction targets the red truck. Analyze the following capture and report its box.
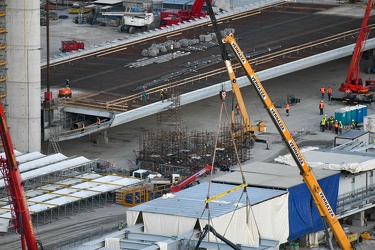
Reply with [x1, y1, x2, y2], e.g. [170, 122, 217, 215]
[60, 40, 84, 52]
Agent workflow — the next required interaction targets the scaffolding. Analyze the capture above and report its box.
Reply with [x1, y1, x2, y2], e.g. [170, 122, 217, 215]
[138, 91, 252, 175]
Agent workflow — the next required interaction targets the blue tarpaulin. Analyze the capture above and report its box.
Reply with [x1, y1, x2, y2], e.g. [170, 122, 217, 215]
[288, 174, 340, 241]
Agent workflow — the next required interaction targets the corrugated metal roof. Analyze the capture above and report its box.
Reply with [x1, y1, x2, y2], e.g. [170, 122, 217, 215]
[212, 162, 339, 189]
[129, 182, 287, 219]
[336, 130, 368, 139]
[304, 150, 374, 165]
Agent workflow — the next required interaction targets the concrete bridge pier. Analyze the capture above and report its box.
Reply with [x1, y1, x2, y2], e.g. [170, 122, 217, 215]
[96, 130, 109, 144]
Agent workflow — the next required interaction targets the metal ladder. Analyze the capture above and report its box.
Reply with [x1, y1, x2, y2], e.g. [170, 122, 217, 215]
[50, 137, 62, 154]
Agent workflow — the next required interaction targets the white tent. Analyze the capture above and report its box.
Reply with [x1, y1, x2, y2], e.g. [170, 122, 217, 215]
[127, 182, 289, 246]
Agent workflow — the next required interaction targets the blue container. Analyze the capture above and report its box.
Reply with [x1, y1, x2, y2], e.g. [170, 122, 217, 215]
[357, 108, 363, 123]
[335, 109, 347, 125]
[358, 104, 368, 117]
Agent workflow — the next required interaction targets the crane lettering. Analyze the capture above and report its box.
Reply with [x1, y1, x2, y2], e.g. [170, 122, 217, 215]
[251, 76, 266, 99]
[270, 108, 285, 131]
[319, 192, 335, 218]
[288, 140, 304, 166]
[231, 42, 246, 64]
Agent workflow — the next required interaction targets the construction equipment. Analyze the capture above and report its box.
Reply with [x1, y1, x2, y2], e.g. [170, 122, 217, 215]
[160, 0, 211, 27]
[101, 12, 157, 34]
[170, 164, 212, 193]
[119, 12, 156, 34]
[59, 40, 84, 52]
[205, 0, 353, 249]
[0, 101, 43, 250]
[202, 7, 265, 149]
[58, 79, 72, 98]
[338, 0, 375, 103]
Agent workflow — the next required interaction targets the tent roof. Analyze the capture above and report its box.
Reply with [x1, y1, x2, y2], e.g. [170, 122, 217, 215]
[0, 173, 142, 218]
[212, 161, 339, 189]
[129, 182, 287, 219]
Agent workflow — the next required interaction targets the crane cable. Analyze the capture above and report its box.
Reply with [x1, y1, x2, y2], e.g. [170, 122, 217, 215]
[197, 95, 261, 244]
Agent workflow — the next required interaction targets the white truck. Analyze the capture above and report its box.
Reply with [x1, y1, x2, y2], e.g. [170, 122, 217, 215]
[101, 12, 157, 34]
[131, 169, 180, 185]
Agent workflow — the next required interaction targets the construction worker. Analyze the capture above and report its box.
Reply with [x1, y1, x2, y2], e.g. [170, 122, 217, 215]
[96, 117, 100, 127]
[160, 89, 167, 102]
[327, 86, 332, 101]
[319, 100, 324, 115]
[118, 221, 124, 231]
[352, 119, 357, 129]
[320, 86, 325, 99]
[338, 121, 343, 134]
[334, 120, 339, 134]
[81, 122, 85, 133]
[285, 102, 290, 116]
[235, 103, 240, 115]
[141, 89, 147, 103]
[328, 115, 334, 130]
[320, 116, 326, 132]
[65, 79, 70, 88]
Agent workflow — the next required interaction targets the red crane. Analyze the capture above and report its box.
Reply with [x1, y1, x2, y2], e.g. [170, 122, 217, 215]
[0, 101, 41, 250]
[339, 0, 375, 96]
[160, 0, 212, 27]
[170, 164, 212, 193]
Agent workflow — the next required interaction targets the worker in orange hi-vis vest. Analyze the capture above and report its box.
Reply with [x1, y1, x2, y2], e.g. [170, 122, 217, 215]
[319, 100, 325, 115]
[327, 86, 332, 101]
[320, 86, 325, 99]
[235, 103, 240, 115]
[285, 102, 290, 116]
[334, 120, 339, 134]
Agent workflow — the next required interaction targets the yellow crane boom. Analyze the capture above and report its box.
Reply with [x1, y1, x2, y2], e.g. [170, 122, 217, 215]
[204, 0, 352, 249]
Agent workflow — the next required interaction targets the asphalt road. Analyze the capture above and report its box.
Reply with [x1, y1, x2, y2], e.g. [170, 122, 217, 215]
[41, 2, 375, 103]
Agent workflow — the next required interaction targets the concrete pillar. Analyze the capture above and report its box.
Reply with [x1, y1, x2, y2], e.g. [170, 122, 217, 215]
[96, 130, 109, 144]
[352, 211, 366, 227]
[6, 0, 41, 152]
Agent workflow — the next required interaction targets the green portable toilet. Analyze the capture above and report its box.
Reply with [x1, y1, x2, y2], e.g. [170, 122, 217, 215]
[349, 106, 357, 122]
[344, 107, 352, 126]
[335, 108, 347, 125]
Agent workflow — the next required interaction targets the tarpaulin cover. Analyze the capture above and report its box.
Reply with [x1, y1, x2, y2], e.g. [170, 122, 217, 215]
[288, 174, 340, 241]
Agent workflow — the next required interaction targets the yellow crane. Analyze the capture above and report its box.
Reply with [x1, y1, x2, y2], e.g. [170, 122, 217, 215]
[204, 0, 353, 249]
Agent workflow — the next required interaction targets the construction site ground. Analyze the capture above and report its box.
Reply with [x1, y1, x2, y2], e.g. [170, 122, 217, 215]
[2, 2, 375, 250]
[31, 56, 375, 249]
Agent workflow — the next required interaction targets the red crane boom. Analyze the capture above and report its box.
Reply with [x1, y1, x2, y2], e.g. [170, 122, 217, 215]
[0, 102, 40, 250]
[339, 0, 375, 94]
[170, 164, 212, 193]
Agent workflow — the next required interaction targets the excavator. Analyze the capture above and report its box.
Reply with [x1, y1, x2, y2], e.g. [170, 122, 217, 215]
[201, 0, 354, 249]
[0, 100, 43, 250]
[338, 0, 375, 104]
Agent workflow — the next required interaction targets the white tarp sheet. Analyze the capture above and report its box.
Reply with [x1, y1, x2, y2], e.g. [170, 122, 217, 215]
[200, 207, 257, 246]
[274, 147, 375, 173]
[126, 211, 140, 227]
[251, 193, 289, 243]
[143, 213, 197, 236]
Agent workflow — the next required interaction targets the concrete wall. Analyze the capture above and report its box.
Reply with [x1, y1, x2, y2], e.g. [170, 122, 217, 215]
[6, 0, 41, 152]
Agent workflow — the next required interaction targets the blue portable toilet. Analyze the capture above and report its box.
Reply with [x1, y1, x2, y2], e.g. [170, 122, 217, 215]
[357, 108, 363, 123]
[358, 104, 368, 117]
